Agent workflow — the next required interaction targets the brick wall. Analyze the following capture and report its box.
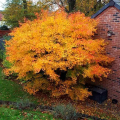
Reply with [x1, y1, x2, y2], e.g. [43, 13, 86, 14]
[92, 6, 120, 102]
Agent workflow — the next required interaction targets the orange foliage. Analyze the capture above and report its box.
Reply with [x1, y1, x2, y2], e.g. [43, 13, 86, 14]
[4, 9, 114, 101]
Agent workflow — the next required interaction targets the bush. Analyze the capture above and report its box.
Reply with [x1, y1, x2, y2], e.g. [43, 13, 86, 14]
[1, 36, 12, 68]
[4, 10, 114, 101]
[0, 25, 9, 30]
[15, 98, 33, 110]
[53, 103, 77, 120]
[3, 35, 11, 41]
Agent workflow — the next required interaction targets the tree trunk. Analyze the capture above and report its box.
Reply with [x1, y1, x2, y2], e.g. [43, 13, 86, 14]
[68, 0, 76, 12]
[23, 0, 27, 17]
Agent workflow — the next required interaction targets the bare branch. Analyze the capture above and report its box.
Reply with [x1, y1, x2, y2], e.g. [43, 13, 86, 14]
[53, 0, 69, 12]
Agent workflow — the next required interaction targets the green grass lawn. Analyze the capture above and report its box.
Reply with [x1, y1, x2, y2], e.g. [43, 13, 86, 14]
[0, 67, 38, 104]
[0, 66, 60, 120]
[0, 106, 56, 120]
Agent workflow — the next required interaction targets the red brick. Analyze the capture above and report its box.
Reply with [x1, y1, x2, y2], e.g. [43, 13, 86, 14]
[92, 6, 120, 102]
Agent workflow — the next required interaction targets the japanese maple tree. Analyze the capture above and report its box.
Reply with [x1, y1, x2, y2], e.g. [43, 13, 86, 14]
[4, 10, 114, 101]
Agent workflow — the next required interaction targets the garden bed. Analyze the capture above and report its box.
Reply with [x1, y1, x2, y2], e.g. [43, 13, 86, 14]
[0, 100, 106, 120]
[35, 92, 119, 120]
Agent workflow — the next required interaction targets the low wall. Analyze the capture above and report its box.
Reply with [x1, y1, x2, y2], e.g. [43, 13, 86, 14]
[0, 30, 11, 38]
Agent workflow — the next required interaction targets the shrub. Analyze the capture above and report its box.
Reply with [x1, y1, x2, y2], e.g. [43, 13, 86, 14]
[53, 103, 77, 120]
[15, 98, 33, 110]
[3, 35, 11, 41]
[4, 9, 114, 101]
[0, 25, 9, 30]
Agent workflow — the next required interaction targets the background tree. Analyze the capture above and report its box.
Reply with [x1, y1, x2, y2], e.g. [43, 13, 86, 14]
[4, 10, 114, 101]
[2, 0, 50, 28]
[2, 0, 110, 28]
[53, 0, 109, 15]
[75, 0, 109, 16]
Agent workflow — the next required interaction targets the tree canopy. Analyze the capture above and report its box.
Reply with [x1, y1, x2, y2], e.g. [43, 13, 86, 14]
[53, 0, 109, 15]
[4, 10, 114, 101]
[2, 0, 50, 28]
[2, 0, 109, 28]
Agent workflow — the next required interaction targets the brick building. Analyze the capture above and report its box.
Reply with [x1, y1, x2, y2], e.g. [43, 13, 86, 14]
[91, 0, 120, 102]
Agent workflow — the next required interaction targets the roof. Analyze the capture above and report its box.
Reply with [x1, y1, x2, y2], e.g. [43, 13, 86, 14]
[114, 0, 120, 6]
[91, 0, 120, 18]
